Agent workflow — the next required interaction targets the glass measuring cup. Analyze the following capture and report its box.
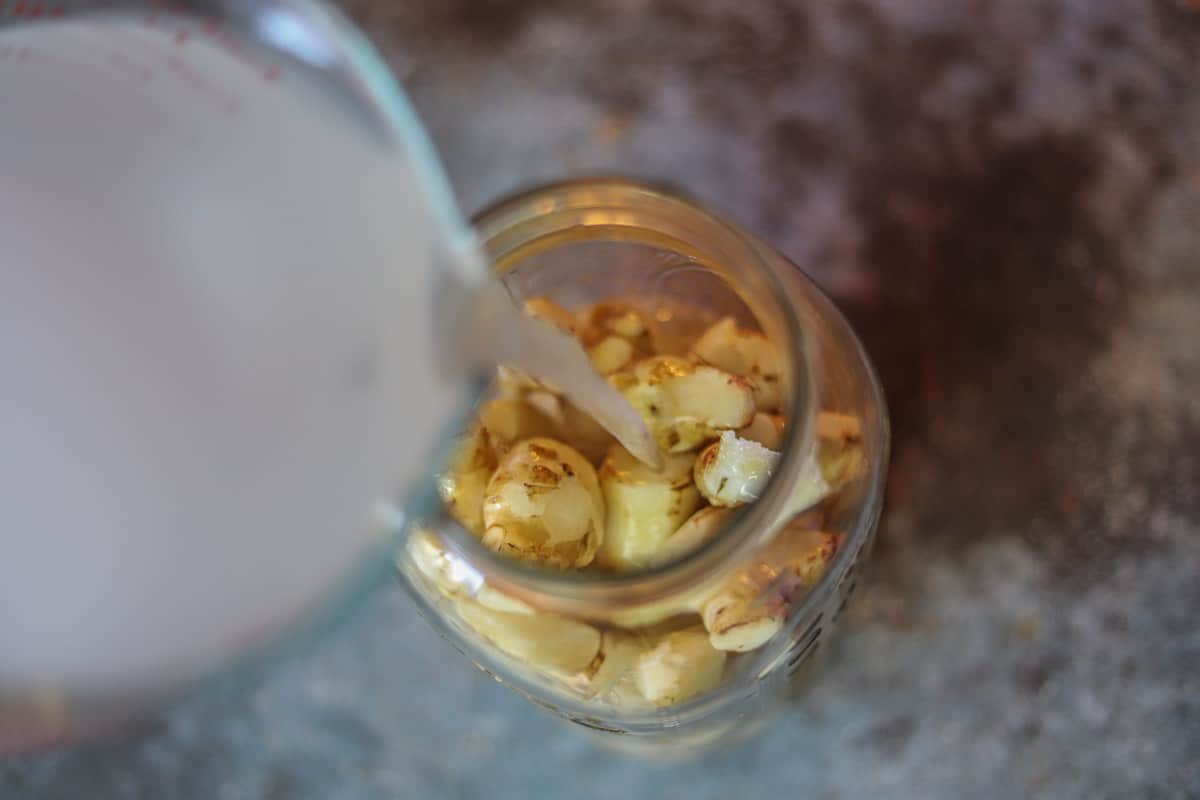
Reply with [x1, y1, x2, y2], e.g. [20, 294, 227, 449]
[0, 0, 485, 752]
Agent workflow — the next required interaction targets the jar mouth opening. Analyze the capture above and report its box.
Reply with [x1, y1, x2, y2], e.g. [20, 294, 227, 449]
[434, 177, 818, 612]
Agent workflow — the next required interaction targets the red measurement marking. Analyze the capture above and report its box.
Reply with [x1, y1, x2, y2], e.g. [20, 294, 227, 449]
[29, 2, 43, 18]
[174, 30, 188, 44]
[263, 64, 280, 82]
[12, 1, 25, 14]
[203, 18, 219, 34]
[0, 2, 7, 14]
[48, 4, 62, 15]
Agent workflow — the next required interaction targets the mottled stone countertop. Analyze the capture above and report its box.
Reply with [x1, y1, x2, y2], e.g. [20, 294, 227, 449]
[4, 1, 1199, 798]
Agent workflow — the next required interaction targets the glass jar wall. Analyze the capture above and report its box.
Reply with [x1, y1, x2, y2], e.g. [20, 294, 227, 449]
[396, 179, 888, 758]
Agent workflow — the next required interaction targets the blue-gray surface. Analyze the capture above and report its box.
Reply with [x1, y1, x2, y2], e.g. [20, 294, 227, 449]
[4, 0, 1200, 798]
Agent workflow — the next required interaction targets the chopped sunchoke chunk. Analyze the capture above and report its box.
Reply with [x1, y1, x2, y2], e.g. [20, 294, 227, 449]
[459, 601, 602, 674]
[635, 627, 727, 706]
[482, 438, 605, 569]
[588, 335, 636, 375]
[693, 430, 779, 507]
[784, 411, 868, 516]
[700, 525, 839, 653]
[437, 426, 497, 536]
[565, 628, 646, 699]
[577, 301, 652, 351]
[738, 412, 786, 451]
[477, 396, 560, 458]
[645, 506, 736, 568]
[610, 356, 755, 453]
[692, 317, 784, 412]
[598, 445, 701, 570]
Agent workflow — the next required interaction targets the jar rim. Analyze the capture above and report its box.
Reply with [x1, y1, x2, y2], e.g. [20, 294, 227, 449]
[430, 177, 883, 619]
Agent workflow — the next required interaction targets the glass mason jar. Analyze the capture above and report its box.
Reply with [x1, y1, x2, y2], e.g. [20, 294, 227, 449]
[396, 178, 888, 758]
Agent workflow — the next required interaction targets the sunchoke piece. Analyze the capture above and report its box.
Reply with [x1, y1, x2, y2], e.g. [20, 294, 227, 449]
[482, 438, 605, 568]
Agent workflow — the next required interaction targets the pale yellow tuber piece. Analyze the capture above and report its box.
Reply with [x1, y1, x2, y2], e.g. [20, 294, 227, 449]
[474, 586, 539, 615]
[458, 601, 602, 674]
[693, 430, 779, 507]
[587, 335, 636, 375]
[437, 426, 497, 536]
[692, 317, 784, 413]
[784, 456, 829, 519]
[738, 412, 787, 451]
[565, 628, 647, 700]
[766, 525, 841, 589]
[610, 356, 755, 453]
[577, 301, 652, 349]
[635, 627, 727, 707]
[600, 595, 710, 629]
[477, 396, 561, 458]
[816, 410, 861, 439]
[482, 438, 605, 569]
[699, 525, 838, 653]
[784, 411, 868, 516]
[406, 530, 534, 614]
[701, 587, 784, 653]
[597, 445, 701, 570]
[815, 411, 867, 486]
[642, 303, 724, 357]
[603, 671, 655, 711]
[645, 506, 736, 568]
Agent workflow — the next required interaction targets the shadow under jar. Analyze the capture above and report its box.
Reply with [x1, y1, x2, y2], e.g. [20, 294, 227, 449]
[396, 179, 889, 759]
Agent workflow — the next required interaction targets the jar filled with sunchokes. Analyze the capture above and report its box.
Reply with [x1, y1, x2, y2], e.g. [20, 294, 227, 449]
[396, 179, 888, 757]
